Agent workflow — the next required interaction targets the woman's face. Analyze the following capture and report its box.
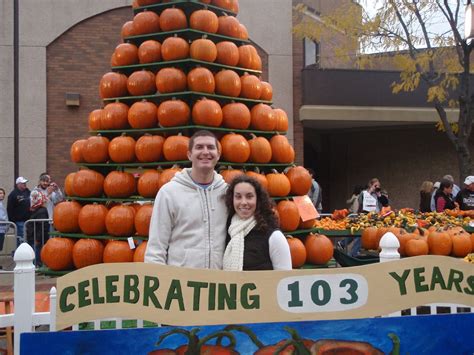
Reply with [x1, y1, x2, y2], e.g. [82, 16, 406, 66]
[444, 185, 453, 194]
[233, 182, 257, 220]
[0, 190, 4, 201]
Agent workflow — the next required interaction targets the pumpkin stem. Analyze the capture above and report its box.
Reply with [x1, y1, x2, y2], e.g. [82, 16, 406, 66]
[282, 326, 311, 355]
[155, 327, 196, 347]
[216, 324, 264, 348]
[198, 330, 237, 351]
[388, 333, 400, 355]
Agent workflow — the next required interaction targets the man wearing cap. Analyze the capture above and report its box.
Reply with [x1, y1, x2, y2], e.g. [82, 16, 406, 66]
[7, 177, 31, 244]
[455, 176, 474, 211]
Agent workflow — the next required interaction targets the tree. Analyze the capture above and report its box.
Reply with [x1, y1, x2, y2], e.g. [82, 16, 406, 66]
[294, 0, 473, 180]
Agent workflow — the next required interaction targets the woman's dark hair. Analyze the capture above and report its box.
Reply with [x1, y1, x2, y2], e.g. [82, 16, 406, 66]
[0, 188, 5, 195]
[225, 175, 278, 233]
[439, 178, 453, 192]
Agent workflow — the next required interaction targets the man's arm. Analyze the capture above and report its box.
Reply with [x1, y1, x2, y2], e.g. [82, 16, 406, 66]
[50, 188, 64, 205]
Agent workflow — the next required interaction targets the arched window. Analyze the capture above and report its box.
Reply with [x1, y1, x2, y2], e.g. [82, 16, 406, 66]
[304, 37, 320, 67]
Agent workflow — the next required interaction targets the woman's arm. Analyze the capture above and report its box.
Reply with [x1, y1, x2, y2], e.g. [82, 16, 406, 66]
[269, 230, 292, 270]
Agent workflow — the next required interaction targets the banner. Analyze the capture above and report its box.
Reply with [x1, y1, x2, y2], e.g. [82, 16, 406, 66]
[55, 256, 474, 330]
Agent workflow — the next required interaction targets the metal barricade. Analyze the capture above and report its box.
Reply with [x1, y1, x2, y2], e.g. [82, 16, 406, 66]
[0, 221, 17, 256]
[23, 218, 52, 266]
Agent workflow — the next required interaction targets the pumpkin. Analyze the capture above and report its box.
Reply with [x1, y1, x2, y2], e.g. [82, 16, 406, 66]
[127, 70, 156, 96]
[238, 45, 262, 70]
[53, 201, 82, 233]
[276, 200, 300, 232]
[260, 81, 273, 101]
[361, 227, 379, 250]
[405, 237, 429, 257]
[157, 99, 190, 127]
[451, 232, 472, 257]
[103, 240, 135, 263]
[104, 171, 136, 198]
[159, 8, 187, 31]
[111, 43, 139, 66]
[135, 204, 154, 237]
[88, 109, 104, 131]
[133, 241, 148, 262]
[396, 231, 417, 256]
[82, 135, 110, 163]
[245, 170, 268, 190]
[133, 11, 160, 35]
[121, 21, 135, 39]
[108, 135, 136, 163]
[156, 67, 187, 93]
[299, 217, 316, 230]
[220, 168, 244, 184]
[102, 102, 129, 130]
[471, 233, 474, 251]
[215, 69, 241, 97]
[240, 74, 262, 99]
[238, 23, 248, 40]
[190, 39, 217, 62]
[375, 227, 389, 241]
[220, 133, 250, 163]
[216, 41, 239, 66]
[105, 205, 136, 237]
[161, 37, 190, 61]
[286, 236, 306, 268]
[248, 135, 272, 163]
[192, 98, 223, 127]
[78, 204, 108, 235]
[190, 10, 218, 33]
[138, 170, 161, 198]
[159, 167, 182, 189]
[250, 103, 276, 131]
[305, 233, 334, 265]
[274, 108, 289, 132]
[187, 67, 215, 93]
[217, 15, 241, 38]
[73, 169, 104, 198]
[128, 101, 157, 129]
[222, 103, 250, 129]
[135, 134, 164, 162]
[270, 135, 294, 163]
[163, 134, 190, 161]
[266, 171, 291, 197]
[286, 166, 312, 196]
[138, 40, 162, 64]
[428, 229, 453, 256]
[70, 139, 87, 163]
[64, 172, 76, 196]
[99, 72, 128, 99]
[40, 237, 75, 271]
[72, 239, 104, 269]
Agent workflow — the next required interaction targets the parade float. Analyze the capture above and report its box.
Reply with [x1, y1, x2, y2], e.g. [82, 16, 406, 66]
[22, 0, 474, 354]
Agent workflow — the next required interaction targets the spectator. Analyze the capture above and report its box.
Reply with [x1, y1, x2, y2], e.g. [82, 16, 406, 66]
[443, 174, 460, 198]
[222, 175, 291, 271]
[7, 177, 31, 244]
[346, 185, 364, 214]
[307, 168, 322, 213]
[455, 176, 474, 211]
[419, 180, 434, 213]
[0, 188, 8, 253]
[357, 178, 389, 213]
[430, 181, 440, 212]
[145, 130, 228, 269]
[31, 173, 64, 219]
[434, 179, 456, 212]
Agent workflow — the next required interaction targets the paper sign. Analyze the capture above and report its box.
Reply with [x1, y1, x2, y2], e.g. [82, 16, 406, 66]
[127, 237, 136, 249]
[293, 195, 319, 221]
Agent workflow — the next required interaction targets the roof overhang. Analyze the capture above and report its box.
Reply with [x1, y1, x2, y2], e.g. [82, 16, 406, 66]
[300, 105, 459, 130]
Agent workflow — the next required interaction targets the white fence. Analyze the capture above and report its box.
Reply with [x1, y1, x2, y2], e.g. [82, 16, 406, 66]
[0, 235, 472, 355]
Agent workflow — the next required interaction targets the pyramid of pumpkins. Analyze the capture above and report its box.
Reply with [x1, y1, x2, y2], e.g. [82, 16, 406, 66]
[41, 0, 316, 271]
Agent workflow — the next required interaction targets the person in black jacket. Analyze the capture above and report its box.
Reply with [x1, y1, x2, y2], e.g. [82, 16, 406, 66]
[419, 180, 434, 213]
[434, 179, 456, 212]
[455, 176, 474, 211]
[7, 177, 31, 245]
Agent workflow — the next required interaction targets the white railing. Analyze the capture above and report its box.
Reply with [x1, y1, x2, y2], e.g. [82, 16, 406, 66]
[0, 240, 472, 355]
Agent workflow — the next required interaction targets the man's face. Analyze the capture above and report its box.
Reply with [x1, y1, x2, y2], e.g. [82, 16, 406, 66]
[187, 136, 220, 172]
[17, 183, 27, 191]
[467, 183, 474, 192]
[39, 176, 51, 189]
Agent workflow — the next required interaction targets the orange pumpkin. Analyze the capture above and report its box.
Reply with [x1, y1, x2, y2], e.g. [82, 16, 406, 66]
[111, 43, 139, 66]
[260, 81, 273, 101]
[163, 135, 190, 161]
[248, 135, 272, 163]
[78, 204, 108, 235]
[451, 232, 472, 257]
[396, 231, 417, 256]
[286, 236, 306, 268]
[217, 15, 241, 38]
[222, 102, 250, 129]
[270, 135, 294, 163]
[157, 99, 190, 127]
[135, 135, 164, 162]
[88, 109, 104, 131]
[138, 40, 162, 64]
[190, 39, 217, 62]
[99, 72, 128, 99]
[64, 172, 76, 196]
[103, 240, 135, 263]
[305, 233, 334, 265]
[245, 170, 268, 190]
[108, 135, 136, 163]
[276, 200, 300, 232]
[220, 133, 250, 163]
[133, 241, 148, 262]
[41, 237, 75, 271]
[159, 167, 182, 189]
[121, 21, 135, 39]
[102, 102, 129, 130]
[53, 201, 82, 233]
[266, 172, 291, 197]
[215, 69, 241, 97]
[220, 168, 244, 184]
[190, 10, 218, 33]
[73, 169, 105, 198]
[133, 11, 160, 35]
[238, 23, 248, 40]
[156, 67, 187, 93]
[216, 41, 239, 66]
[238, 45, 262, 70]
[159, 8, 187, 31]
[135, 204, 153, 237]
[82, 135, 110, 163]
[161, 37, 190, 61]
[274, 108, 289, 132]
[105, 205, 136, 237]
[128, 101, 157, 129]
[138, 170, 161, 198]
[428, 229, 453, 256]
[187, 67, 215, 93]
[72, 239, 104, 269]
[104, 171, 136, 198]
[405, 237, 429, 257]
[361, 227, 379, 250]
[127, 70, 156, 96]
[286, 166, 312, 196]
[240, 74, 262, 99]
[70, 139, 87, 163]
[250, 103, 276, 131]
[192, 98, 223, 127]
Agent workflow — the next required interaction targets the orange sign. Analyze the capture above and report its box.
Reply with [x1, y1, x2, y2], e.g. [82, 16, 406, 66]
[293, 195, 319, 221]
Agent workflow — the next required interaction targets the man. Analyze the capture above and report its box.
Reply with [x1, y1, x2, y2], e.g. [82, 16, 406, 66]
[307, 168, 322, 213]
[455, 176, 474, 211]
[7, 177, 31, 244]
[145, 130, 228, 269]
[30, 173, 64, 219]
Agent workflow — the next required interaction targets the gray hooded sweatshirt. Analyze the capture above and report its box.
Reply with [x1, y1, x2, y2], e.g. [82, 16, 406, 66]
[144, 168, 228, 269]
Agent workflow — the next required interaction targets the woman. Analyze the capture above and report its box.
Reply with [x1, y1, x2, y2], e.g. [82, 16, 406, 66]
[223, 175, 292, 271]
[346, 185, 364, 213]
[419, 180, 433, 213]
[357, 178, 389, 213]
[434, 179, 456, 212]
[0, 188, 8, 251]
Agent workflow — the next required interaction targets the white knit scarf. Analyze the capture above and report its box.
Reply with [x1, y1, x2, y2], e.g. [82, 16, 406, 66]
[222, 214, 257, 271]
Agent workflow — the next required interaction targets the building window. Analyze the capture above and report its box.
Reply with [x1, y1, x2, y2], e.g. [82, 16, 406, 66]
[304, 37, 320, 67]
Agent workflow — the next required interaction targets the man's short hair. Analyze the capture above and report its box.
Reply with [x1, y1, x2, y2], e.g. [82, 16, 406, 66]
[39, 173, 50, 182]
[188, 130, 218, 151]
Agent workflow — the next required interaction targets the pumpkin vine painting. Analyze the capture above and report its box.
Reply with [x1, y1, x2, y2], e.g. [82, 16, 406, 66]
[21, 314, 474, 354]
